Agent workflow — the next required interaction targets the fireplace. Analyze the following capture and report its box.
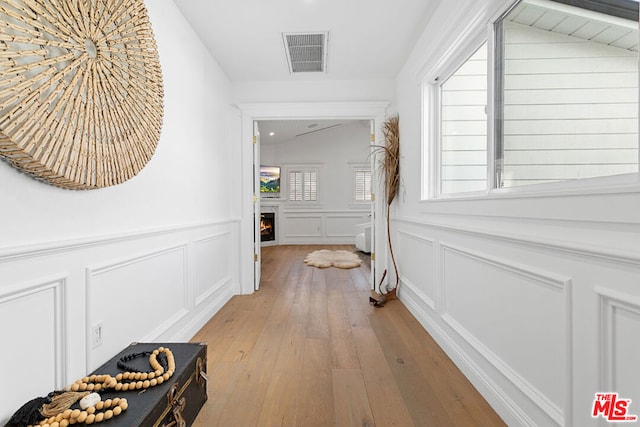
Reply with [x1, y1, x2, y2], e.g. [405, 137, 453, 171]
[261, 212, 275, 242]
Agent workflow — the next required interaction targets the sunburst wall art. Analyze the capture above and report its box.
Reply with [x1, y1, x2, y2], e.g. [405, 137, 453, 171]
[0, 0, 163, 189]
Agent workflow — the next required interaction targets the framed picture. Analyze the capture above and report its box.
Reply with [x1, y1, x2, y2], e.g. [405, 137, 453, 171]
[260, 166, 280, 193]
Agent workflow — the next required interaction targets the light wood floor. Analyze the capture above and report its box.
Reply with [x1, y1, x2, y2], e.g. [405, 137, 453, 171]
[191, 245, 505, 426]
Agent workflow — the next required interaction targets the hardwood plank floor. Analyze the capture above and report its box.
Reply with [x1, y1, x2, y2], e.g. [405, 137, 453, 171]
[191, 244, 505, 426]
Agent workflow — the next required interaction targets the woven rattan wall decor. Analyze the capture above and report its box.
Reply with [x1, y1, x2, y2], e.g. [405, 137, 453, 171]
[0, 0, 163, 189]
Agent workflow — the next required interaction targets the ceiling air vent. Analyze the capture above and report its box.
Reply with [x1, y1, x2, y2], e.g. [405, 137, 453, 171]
[283, 32, 328, 74]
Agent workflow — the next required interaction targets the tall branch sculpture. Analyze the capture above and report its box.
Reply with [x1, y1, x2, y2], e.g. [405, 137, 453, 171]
[370, 115, 400, 308]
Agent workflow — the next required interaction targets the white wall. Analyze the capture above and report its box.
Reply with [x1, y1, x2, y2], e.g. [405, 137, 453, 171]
[233, 79, 395, 105]
[0, 1, 240, 423]
[261, 121, 371, 245]
[394, 1, 640, 426]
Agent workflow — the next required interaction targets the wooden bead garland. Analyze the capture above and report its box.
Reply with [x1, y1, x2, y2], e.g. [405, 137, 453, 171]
[29, 398, 128, 427]
[12, 347, 175, 427]
[66, 347, 176, 394]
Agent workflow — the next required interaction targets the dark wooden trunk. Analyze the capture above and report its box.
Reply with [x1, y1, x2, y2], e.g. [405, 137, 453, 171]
[90, 342, 207, 426]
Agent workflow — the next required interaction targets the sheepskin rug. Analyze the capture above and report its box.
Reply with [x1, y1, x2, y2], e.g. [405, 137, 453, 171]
[303, 249, 362, 269]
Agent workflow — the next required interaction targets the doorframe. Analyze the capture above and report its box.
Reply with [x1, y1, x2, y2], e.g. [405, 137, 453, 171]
[238, 101, 389, 295]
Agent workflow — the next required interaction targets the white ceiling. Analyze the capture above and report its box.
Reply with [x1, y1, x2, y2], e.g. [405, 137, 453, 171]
[258, 119, 369, 144]
[172, 0, 441, 82]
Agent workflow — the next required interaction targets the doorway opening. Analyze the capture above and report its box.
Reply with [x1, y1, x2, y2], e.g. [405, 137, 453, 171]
[238, 101, 389, 296]
[254, 118, 376, 291]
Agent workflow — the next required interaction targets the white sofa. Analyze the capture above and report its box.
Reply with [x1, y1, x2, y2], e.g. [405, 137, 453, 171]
[354, 222, 372, 253]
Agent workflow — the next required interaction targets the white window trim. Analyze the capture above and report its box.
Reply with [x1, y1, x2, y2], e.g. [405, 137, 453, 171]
[283, 163, 324, 207]
[420, 0, 640, 202]
[421, 8, 492, 200]
[425, 36, 490, 200]
[422, 173, 640, 204]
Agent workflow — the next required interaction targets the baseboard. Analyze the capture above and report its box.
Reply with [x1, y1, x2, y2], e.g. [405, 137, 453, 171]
[398, 284, 537, 427]
[172, 280, 236, 342]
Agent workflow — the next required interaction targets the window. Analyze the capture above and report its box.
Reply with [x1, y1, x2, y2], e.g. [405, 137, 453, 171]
[425, 0, 639, 198]
[354, 168, 372, 201]
[439, 42, 488, 194]
[289, 169, 318, 202]
[496, 0, 639, 188]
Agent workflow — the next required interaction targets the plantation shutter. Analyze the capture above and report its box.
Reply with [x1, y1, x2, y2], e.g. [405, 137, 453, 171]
[289, 169, 317, 202]
[304, 171, 317, 201]
[355, 170, 372, 201]
[289, 171, 303, 201]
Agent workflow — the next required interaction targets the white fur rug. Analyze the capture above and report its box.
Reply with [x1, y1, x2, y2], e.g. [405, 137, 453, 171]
[304, 249, 362, 269]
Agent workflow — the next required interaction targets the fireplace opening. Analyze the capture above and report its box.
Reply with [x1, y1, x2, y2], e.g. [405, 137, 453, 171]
[261, 212, 275, 242]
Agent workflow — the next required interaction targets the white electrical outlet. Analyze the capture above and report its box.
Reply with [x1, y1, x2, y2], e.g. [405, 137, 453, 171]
[92, 322, 103, 349]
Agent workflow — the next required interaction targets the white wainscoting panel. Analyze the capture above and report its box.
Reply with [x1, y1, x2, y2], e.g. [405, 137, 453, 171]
[0, 220, 240, 425]
[280, 210, 369, 244]
[194, 232, 232, 306]
[0, 277, 66, 418]
[284, 215, 323, 238]
[86, 245, 188, 370]
[397, 231, 436, 310]
[597, 287, 640, 404]
[326, 214, 368, 237]
[441, 244, 571, 426]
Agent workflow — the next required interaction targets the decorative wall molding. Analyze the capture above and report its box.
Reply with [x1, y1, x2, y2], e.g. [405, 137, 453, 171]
[398, 276, 436, 311]
[87, 243, 188, 277]
[397, 274, 436, 315]
[326, 213, 370, 237]
[0, 275, 67, 388]
[440, 243, 571, 292]
[442, 314, 565, 426]
[171, 281, 235, 342]
[280, 210, 370, 243]
[140, 308, 190, 343]
[0, 219, 240, 263]
[439, 243, 572, 426]
[282, 209, 370, 214]
[193, 231, 232, 251]
[399, 287, 538, 427]
[396, 230, 436, 310]
[194, 231, 232, 306]
[195, 277, 232, 308]
[394, 216, 640, 267]
[595, 286, 640, 393]
[0, 219, 240, 392]
[283, 214, 323, 238]
[85, 244, 189, 370]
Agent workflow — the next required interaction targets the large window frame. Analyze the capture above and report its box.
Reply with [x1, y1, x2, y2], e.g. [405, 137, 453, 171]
[423, 20, 494, 200]
[422, 0, 640, 201]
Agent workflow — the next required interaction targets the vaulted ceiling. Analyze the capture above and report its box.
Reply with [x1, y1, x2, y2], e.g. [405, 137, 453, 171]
[172, 0, 442, 82]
